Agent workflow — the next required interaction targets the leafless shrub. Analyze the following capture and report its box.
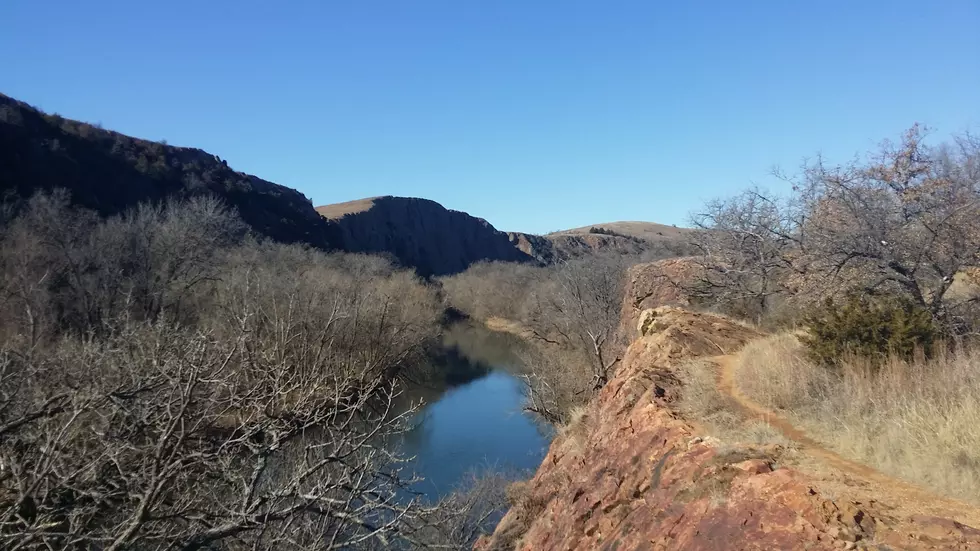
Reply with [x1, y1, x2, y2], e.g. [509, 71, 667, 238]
[689, 188, 798, 323]
[442, 254, 630, 425]
[693, 127, 980, 332]
[518, 347, 592, 426]
[0, 190, 448, 549]
[0, 319, 437, 550]
[416, 468, 522, 549]
[523, 255, 629, 393]
[439, 261, 547, 322]
[0, 191, 247, 338]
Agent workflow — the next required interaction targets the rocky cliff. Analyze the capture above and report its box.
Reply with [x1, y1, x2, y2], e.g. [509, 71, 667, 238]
[0, 93, 335, 248]
[477, 306, 980, 550]
[316, 196, 533, 277]
[1, 92, 692, 277]
[619, 257, 702, 332]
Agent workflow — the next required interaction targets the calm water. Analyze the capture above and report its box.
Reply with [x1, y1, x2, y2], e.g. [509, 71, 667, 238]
[398, 324, 552, 500]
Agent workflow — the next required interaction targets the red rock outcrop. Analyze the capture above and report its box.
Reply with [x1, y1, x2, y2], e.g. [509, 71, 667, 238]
[476, 307, 980, 550]
[620, 257, 702, 335]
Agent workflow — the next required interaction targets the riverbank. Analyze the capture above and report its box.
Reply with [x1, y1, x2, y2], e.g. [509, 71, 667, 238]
[397, 322, 550, 502]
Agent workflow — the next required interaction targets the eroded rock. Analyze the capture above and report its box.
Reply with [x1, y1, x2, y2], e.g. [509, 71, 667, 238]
[476, 307, 980, 551]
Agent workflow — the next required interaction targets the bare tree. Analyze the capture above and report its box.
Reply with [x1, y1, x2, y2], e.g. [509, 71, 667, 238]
[788, 126, 980, 330]
[110, 195, 248, 323]
[415, 468, 517, 549]
[0, 321, 439, 550]
[438, 261, 546, 322]
[0, 193, 449, 550]
[516, 255, 629, 424]
[530, 255, 628, 390]
[689, 187, 798, 321]
[693, 126, 980, 332]
[0, 278, 443, 550]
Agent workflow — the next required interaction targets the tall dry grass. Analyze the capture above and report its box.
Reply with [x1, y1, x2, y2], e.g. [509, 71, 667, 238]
[734, 333, 980, 503]
[676, 359, 790, 447]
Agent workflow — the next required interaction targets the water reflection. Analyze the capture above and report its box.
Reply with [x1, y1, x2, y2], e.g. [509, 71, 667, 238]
[397, 323, 552, 500]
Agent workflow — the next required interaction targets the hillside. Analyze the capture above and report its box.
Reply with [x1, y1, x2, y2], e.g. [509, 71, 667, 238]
[0, 93, 336, 248]
[0, 94, 530, 276]
[550, 220, 692, 242]
[316, 196, 533, 277]
[508, 221, 694, 264]
[477, 307, 980, 550]
[0, 92, 691, 277]
[507, 231, 648, 264]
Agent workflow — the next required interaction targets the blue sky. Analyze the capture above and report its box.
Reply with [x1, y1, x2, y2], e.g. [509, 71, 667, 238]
[3, 1, 978, 233]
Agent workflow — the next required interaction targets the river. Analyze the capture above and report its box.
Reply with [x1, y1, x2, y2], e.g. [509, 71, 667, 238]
[397, 322, 552, 500]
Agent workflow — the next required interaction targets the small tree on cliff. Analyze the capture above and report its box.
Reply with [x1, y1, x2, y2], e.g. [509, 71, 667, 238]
[689, 187, 799, 322]
[523, 253, 628, 417]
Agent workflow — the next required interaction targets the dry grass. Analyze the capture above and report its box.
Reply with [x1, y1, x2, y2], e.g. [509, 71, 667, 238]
[734, 333, 980, 503]
[555, 405, 597, 456]
[314, 196, 380, 219]
[549, 221, 693, 242]
[676, 359, 790, 447]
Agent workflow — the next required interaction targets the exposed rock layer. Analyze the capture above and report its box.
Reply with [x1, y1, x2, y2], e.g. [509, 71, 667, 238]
[477, 307, 980, 550]
[620, 257, 702, 334]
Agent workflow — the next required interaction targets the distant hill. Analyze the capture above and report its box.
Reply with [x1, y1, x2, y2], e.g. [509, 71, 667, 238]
[316, 196, 532, 277]
[507, 221, 694, 264]
[549, 221, 692, 243]
[506, 231, 645, 264]
[0, 93, 335, 248]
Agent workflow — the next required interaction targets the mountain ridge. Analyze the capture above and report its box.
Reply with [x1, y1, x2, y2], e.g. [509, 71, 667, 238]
[1, 92, 691, 275]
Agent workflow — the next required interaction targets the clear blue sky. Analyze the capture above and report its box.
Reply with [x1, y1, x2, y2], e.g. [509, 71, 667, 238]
[3, 1, 978, 233]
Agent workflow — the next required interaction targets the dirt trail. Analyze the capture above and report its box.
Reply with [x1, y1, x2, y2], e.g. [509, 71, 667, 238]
[715, 353, 980, 528]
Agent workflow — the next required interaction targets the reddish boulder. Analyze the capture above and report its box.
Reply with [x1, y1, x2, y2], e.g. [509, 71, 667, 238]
[620, 258, 702, 335]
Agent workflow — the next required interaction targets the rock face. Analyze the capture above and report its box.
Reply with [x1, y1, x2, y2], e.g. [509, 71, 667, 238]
[476, 307, 980, 550]
[620, 257, 703, 334]
[0, 93, 335, 249]
[1, 92, 695, 277]
[316, 196, 533, 277]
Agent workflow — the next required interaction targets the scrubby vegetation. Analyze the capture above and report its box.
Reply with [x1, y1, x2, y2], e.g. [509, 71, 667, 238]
[440, 254, 632, 425]
[683, 126, 980, 504]
[732, 334, 980, 503]
[690, 126, 980, 334]
[802, 295, 937, 366]
[0, 191, 477, 549]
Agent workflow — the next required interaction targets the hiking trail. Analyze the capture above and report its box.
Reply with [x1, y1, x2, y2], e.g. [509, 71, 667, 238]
[714, 353, 980, 529]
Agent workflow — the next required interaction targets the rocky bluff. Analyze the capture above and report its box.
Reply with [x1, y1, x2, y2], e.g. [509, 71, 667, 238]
[316, 196, 533, 277]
